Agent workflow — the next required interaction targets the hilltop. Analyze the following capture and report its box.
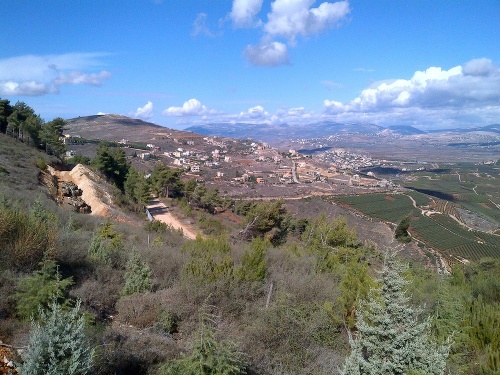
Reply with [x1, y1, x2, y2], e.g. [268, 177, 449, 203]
[66, 114, 200, 145]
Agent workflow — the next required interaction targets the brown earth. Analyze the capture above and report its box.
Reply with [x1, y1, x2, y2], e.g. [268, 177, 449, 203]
[48, 164, 131, 221]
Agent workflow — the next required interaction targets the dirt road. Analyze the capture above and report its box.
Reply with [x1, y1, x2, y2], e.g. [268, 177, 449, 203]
[146, 199, 198, 240]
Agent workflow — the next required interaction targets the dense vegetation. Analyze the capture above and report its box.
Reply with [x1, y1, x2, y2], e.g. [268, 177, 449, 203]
[0, 98, 67, 159]
[1, 101, 499, 374]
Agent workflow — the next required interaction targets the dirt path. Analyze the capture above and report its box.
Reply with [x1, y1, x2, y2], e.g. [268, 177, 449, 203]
[146, 199, 198, 240]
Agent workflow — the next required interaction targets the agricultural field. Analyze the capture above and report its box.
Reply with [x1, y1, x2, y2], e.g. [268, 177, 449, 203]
[334, 172, 500, 262]
[335, 193, 418, 224]
[401, 163, 500, 224]
[409, 214, 499, 261]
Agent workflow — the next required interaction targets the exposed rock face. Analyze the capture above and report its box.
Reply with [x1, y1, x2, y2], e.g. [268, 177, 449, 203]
[0, 343, 18, 375]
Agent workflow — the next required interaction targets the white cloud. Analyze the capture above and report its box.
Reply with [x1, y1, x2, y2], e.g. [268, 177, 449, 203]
[53, 70, 111, 86]
[323, 58, 500, 128]
[244, 41, 289, 67]
[325, 59, 500, 114]
[463, 58, 496, 77]
[0, 80, 49, 96]
[230, 0, 264, 27]
[192, 13, 217, 37]
[239, 105, 269, 119]
[133, 101, 154, 120]
[287, 107, 305, 116]
[163, 98, 217, 117]
[0, 53, 111, 96]
[265, 0, 350, 43]
[237, 0, 350, 66]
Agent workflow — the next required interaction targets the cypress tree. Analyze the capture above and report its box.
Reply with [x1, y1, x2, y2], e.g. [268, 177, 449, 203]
[340, 250, 451, 375]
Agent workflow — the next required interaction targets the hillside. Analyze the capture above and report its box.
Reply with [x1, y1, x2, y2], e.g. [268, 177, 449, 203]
[1, 123, 499, 374]
[65, 114, 202, 146]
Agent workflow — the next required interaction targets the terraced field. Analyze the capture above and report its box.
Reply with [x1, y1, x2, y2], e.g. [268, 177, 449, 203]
[335, 170, 500, 262]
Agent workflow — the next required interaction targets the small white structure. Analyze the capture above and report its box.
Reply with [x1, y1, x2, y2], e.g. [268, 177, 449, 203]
[190, 165, 200, 172]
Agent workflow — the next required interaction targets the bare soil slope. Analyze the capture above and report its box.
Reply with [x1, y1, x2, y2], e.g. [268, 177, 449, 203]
[49, 164, 130, 221]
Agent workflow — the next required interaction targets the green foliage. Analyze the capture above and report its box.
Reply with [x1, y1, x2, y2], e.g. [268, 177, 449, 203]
[19, 299, 94, 375]
[92, 142, 130, 190]
[0, 198, 57, 270]
[121, 251, 153, 296]
[182, 237, 234, 284]
[150, 163, 184, 198]
[236, 237, 268, 282]
[430, 260, 500, 373]
[302, 215, 357, 251]
[337, 260, 374, 328]
[190, 185, 229, 214]
[0, 98, 14, 133]
[239, 200, 288, 244]
[67, 154, 91, 165]
[40, 117, 67, 158]
[88, 222, 125, 266]
[16, 258, 73, 320]
[395, 216, 411, 243]
[155, 309, 179, 335]
[144, 219, 169, 233]
[124, 166, 150, 205]
[35, 157, 47, 170]
[301, 214, 361, 273]
[198, 213, 225, 236]
[341, 250, 451, 375]
[158, 304, 246, 375]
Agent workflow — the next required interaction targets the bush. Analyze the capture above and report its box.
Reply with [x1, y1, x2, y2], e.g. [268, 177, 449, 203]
[19, 300, 94, 375]
[15, 257, 73, 320]
[121, 251, 153, 296]
[158, 304, 246, 375]
[0, 199, 57, 270]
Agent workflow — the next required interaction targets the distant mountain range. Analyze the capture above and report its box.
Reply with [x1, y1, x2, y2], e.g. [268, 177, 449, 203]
[185, 122, 500, 141]
[65, 115, 499, 146]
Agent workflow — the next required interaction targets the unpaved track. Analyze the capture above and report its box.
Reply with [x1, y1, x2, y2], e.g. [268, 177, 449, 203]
[146, 198, 198, 239]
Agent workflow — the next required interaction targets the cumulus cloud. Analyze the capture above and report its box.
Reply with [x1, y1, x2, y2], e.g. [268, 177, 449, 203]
[163, 98, 217, 117]
[239, 0, 350, 66]
[239, 105, 269, 119]
[0, 53, 111, 96]
[244, 41, 289, 67]
[133, 101, 154, 120]
[265, 0, 350, 43]
[230, 0, 264, 27]
[324, 58, 500, 115]
[463, 58, 496, 77]
[0, 80, 49, 96]
[322, 58, 500, 128]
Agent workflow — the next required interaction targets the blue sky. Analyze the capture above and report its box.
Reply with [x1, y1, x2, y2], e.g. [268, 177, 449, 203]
[0, 0, 499, 130]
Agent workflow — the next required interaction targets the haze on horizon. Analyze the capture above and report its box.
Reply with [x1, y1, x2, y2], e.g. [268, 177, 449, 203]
[0, 0, 499, 130]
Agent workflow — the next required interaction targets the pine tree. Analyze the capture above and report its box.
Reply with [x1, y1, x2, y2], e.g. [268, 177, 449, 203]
[16, 258, 73, 320]
[340, 250, 451, 375]
[121, 251, 153, 296]
[19, 300, 94, 375]
[159, 303, 246, 375]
